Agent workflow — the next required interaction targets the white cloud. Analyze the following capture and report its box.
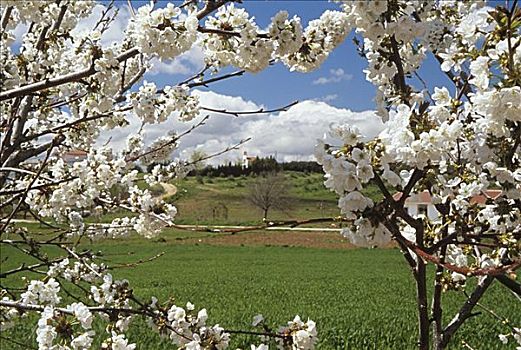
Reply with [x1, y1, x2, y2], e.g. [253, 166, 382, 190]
[98, 91, 384, 165]
[12, 23, 28, 44]
[313, 68, 353, 85]
[208, 99, 383, 163]
[330, 68, 345, 76]
[148, 45, 205, 76]
[11, 4, 131, 50]
[314, 94, 338, 103]
[71, 4, 131, 46]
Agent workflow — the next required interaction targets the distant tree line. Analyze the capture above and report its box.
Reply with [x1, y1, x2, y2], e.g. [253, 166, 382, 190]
[142, 157, 322, 176]
[185, 157, 322, 177]
[192, 156, 279, 177]
[280, 161, 322, 173]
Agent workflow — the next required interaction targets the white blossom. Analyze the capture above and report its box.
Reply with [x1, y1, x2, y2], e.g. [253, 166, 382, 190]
[128, 4, 198, 60]
[67, 302, 93, 330]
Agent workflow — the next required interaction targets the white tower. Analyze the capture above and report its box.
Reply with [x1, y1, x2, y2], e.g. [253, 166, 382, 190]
[242, 151, 249, 168]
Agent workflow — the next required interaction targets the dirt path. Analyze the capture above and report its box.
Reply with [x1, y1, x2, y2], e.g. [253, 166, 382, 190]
[160, 183, 177, 199]
[174, 224, 341, 232]
[181, 230, 355, 249]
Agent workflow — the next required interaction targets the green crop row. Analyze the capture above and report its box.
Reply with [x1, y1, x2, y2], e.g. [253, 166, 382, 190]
[1, 235, 518, 349]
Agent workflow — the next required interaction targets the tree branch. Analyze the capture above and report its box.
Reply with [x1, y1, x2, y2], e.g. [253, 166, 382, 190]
[440, 276, 495, 348]
[0, 6, 13, 33]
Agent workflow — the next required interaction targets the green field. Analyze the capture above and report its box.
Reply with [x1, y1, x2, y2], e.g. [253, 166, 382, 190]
[168, 172, 341, 225]
[5, 171, 380, 226]
[164, 172, 382, 226]
[1, 174, 517, 349]
[1, 230, 518, 349]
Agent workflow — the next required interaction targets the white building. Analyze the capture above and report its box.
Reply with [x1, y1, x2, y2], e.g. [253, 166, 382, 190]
[393, 190, 502, 220]
[242, 151, 256, 169]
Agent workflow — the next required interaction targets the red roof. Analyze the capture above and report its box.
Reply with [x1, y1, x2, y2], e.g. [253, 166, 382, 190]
[469, 189, 502, 204]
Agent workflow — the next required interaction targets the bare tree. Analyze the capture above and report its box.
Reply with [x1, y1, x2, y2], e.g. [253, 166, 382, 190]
[190, 149, 208, 171]
[248, 173, 290, 220]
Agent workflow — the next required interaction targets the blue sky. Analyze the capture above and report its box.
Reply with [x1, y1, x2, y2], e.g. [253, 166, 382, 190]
[94, 0, 462, 162]
[195, 0, 375, 111]
[127, 0, 377, 111]
[11, 1, 471, 162]
[132, 0, 457, 112]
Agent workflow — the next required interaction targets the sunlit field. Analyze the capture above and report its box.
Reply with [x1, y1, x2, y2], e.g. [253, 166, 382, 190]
[2, 229, 517, 349]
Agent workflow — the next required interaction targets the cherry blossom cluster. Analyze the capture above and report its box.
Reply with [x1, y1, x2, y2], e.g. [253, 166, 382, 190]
[131, 82, 200, 124]
[276, 315, 318, 350]
[268, 11, 303, 59]
[153, 302, 231, 349]
[1, 1, 96, 89]
[202, 4, 351, 73]
[1, 277, 318, 350]
[88, 48, 122, 112]
[47, 258, 106, 283]
[248, 314, 317, 350]
[315, 1, 520, 292]
[15, 147, 178, 239]
[202, 3, 274, 73]
[127, 3, 199, 60]
[341, 1, 430, 117]
[282, 10, 350, 72]
[3, 0, 95, 28]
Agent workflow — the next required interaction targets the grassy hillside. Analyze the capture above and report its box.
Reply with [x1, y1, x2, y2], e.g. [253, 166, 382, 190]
[167, 172, 336, 225]
[5, 171, 381, 226]
[167, 171, 382, 226]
